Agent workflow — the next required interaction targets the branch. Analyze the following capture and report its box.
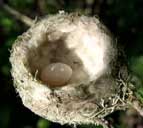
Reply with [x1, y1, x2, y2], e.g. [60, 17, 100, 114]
[56, 0, 65, 6]
[35, 0, 47, 15]
[2, 4, 34, 26]
[84, 0, 94, 15]
[132, 100, 143, 116]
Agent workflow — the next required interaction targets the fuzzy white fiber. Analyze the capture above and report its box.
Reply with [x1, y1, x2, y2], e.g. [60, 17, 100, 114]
[10, 13, 128, 127]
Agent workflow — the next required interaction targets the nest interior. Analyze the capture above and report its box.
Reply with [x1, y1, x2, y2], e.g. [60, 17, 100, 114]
[28, 14, 116, 86]
[10, 14, 128, 125]
[28, 32, 89, 85]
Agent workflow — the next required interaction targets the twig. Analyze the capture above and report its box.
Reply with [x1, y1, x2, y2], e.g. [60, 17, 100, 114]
[35, 0, 47, 15]
[2, 4, 33, 26]
[91, 0, 103, 15]
[84, 0, 94, 15]
[56, 0, 65, 6]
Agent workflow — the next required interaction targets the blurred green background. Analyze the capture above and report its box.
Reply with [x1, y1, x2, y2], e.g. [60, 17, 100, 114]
[0, 0, 143, 128]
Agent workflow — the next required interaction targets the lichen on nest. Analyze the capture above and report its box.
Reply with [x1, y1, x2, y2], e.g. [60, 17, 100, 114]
[10, 12, 132, 127]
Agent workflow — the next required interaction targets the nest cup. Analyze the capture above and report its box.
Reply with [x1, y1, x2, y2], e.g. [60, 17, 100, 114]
[10, 13, 127, 126]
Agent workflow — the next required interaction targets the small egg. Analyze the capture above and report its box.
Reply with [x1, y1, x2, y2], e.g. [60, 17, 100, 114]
[40, 62, 72, 87]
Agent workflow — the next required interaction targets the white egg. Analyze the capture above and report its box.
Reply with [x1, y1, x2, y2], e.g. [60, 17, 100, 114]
[40, 62, 72, 87]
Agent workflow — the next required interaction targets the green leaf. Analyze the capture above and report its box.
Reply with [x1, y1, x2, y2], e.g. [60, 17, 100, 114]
[0, 17, 15, 33]
[0, 106, 11, 128]
[37, 118, 51, 128]
[130, 56, 143, 80]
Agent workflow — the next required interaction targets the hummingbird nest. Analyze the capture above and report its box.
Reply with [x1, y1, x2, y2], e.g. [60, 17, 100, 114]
[10, 13, 137, 127]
